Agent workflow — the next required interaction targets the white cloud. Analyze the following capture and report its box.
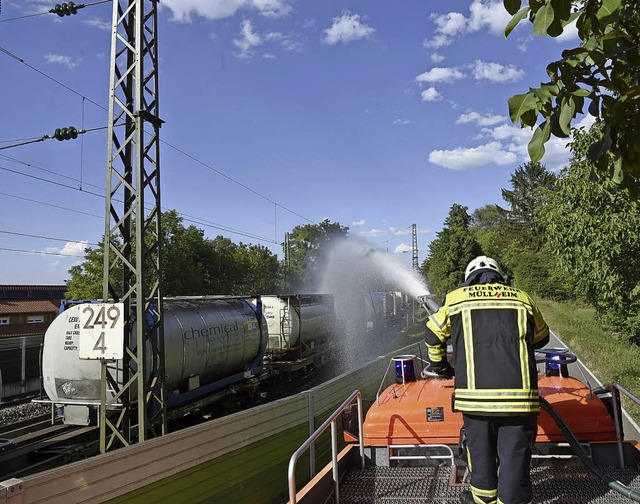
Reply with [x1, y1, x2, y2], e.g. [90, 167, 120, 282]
[265, 32, 301, 52]
[359, 228, 387, 238]
[161, 0, 292, 22]
[456, 111, 507, 127]
[425, 1, 512, 48]
[393, 118, 411, 125]
[234, 20, 263, 59]
[429, 141, 517, 170]
[352, 219, 366, 226]
[416, 67, 465, 84]
[61, 241, 88, 256]
[394, 243, 412, 254]
[85, 17, 111, 31]
[43, 241, 88, 257]
[554, 19, 579, 42]
[324, 12, 375, 45]
[467, 0, 512, 35]
[517, 36, 532, 52]
[421, 87, 442, 102]
[425, 11, 467, 48]
[44, 54, 81, 69]
[430, 52, 445, 63]
[390, 227, 410, 236]
[447, 113, 598, 171]
[471, 60, 525, 83]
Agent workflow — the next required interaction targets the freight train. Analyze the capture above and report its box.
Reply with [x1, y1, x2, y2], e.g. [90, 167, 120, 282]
[37, 293, 410, 426]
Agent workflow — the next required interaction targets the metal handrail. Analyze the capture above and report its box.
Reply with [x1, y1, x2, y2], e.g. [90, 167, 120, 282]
[610, 383, 640, 468]
[288, 389, 364, 504]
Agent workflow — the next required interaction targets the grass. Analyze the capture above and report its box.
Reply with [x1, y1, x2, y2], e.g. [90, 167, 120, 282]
[537, 298, 640, 422]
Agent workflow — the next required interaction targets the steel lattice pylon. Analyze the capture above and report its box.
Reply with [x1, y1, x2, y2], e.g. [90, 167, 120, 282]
[411, 223, 419, 270]
[101, 0, 166, 452]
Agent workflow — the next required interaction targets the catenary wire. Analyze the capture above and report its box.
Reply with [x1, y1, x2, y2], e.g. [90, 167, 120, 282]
[0, 247, 85, 258]
[0, 230, 100, 247]
[0, 162, 282, 245]
[0, 45, 315, 225]
[0, 191, 103, 218]
[0, 0, 110, 24]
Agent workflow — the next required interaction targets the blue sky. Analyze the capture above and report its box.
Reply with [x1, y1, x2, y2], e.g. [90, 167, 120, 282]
[0, 0, 591, 285]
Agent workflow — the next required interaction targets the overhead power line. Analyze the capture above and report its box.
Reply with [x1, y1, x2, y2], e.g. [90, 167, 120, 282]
[0, 191, 102, 219]
[162, 141, 314, 225]
[0, 162, 282, 246]
[0, 246, 84, 258]
[0, 125, 111, 152]
[0, 229, 99, 247]
[0, 45, 316, 238]
[0, 0, 109, 24]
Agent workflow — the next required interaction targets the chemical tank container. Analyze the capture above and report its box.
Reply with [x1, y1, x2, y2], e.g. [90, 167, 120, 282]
[259, 294, 334, 354]
[41, 297, 264, 405]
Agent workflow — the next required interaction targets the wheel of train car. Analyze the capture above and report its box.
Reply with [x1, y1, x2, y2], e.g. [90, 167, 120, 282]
[535, 347, 577, 365]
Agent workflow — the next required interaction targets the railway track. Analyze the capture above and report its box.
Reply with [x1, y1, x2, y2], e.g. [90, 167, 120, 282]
[0, 410, 99, 480]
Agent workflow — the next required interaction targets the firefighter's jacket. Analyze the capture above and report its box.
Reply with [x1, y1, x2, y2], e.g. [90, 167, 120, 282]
[425, 282, 549, 415]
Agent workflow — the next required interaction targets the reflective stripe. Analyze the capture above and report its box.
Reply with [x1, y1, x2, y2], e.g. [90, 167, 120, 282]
[518, 306, 529, 390]
[450, 300, 533, 315]
[455, 400, 540, 413]
[463, 308, 475, 388]
[471, 485, 498, 498]
[455, 389, 538, 399]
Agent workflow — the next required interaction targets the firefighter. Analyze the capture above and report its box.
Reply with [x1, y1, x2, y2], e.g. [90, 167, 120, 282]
[425, 256, 549, 504]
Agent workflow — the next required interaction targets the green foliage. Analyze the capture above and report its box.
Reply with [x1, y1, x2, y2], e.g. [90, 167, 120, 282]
[284, 219, 349, 291]
[422, 204, 482, 300]
[501, 161, 556, 247]
[469, 162, 566, 298]
[540, 126, 640, 340]
[66, 242, 118, 300]
[537, 297, 640, 420]
[65, 210, 281, 298]
[504, 0, 640, 195]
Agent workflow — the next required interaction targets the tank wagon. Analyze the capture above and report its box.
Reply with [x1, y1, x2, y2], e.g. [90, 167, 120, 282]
[39, 294, 337, 425]
[259, 294, 335, 374]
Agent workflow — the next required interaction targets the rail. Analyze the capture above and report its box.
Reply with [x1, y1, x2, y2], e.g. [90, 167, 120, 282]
[288, 389, 364, 504]
[611, 383, 640, 468]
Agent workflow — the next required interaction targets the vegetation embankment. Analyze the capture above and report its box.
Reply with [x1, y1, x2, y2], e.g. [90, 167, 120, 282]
[538, 298, 640, 422]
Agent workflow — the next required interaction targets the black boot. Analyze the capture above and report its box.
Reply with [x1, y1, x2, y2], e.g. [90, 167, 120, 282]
[459, 490, 475, 504]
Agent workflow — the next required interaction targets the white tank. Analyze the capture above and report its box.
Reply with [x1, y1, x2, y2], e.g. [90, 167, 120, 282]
[260, 294, 334, 353]
[42, 297, 264, 404]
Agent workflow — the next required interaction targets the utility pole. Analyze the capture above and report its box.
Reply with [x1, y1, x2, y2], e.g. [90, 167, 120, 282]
[411, 224, 419, 270]
[101, 0, 166, 452]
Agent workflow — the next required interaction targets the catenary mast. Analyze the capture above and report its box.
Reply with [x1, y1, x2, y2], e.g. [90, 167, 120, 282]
[411, 223, 419, 270]
[101, 0, 166, 452]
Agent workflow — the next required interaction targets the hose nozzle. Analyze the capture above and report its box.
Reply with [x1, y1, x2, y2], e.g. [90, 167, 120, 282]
[417, 294, 440, 315]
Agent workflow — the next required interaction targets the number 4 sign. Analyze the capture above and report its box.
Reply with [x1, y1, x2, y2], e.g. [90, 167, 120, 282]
[78, 303, 125, 360]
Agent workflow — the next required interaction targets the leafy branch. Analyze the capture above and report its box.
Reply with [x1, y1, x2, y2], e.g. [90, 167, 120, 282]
[504, 0, 640, 197]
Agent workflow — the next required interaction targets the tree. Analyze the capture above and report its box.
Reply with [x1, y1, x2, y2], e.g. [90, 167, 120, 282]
[471, 204, 513, 273]
[65, 210, 281, 298]
[66, 242, 119, 300]
[541, 126, 640, 340]
[161, 210, 212, 296]
[421, 204, 482, 300]
[470, 163, 566, 297]
[284, 219, 349, 291]
[501, 161, 556, 246]
[504, 0, 640, 196]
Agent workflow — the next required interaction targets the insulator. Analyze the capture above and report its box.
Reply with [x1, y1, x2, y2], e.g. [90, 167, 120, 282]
[52, 2, 78, 17]
[54, 127, 79, 141]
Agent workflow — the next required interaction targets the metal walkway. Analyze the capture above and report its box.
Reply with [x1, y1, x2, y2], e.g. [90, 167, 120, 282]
[337, 463, 640, 503]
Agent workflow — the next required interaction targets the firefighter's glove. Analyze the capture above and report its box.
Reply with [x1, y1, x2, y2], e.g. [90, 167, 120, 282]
[430, 360, 454, 379]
